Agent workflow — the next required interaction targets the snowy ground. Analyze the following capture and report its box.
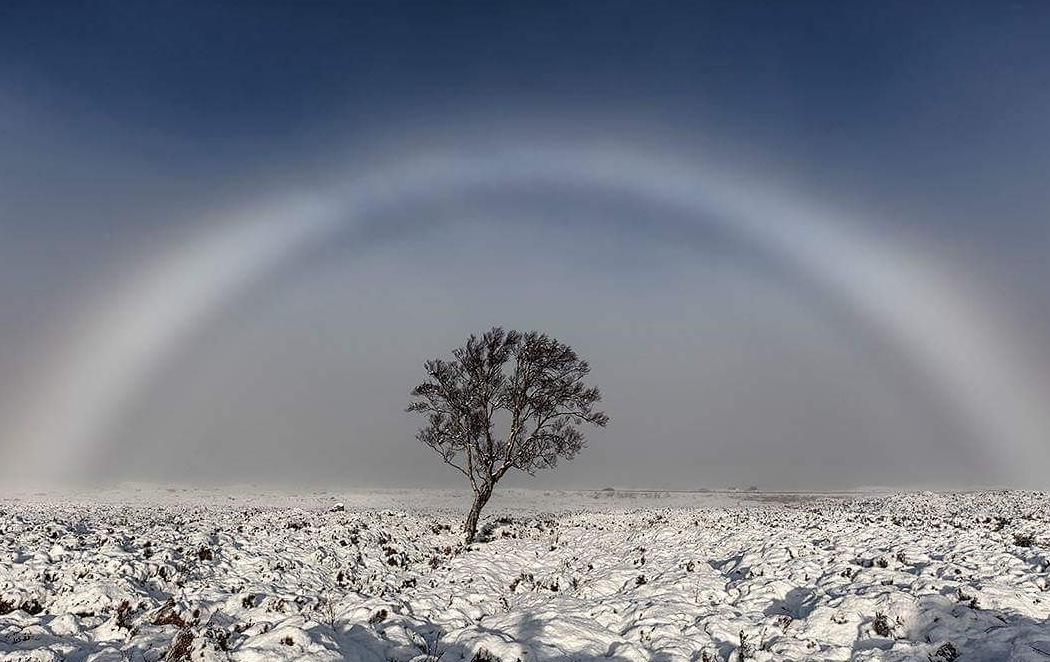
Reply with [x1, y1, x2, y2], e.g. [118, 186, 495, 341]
[1, 488, 1048, 661]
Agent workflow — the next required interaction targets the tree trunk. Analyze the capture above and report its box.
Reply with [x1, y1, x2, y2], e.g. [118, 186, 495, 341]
[463, 486, 492, 544]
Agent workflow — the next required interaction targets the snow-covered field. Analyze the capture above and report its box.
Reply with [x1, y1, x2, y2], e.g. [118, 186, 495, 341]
[1, 488, 1048, 661]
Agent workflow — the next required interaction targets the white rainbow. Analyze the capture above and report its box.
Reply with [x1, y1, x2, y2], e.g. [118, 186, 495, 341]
[4, 144, 1047, 484]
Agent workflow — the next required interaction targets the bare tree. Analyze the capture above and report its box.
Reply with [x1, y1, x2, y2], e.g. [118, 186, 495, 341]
[407, 327, 608, 543]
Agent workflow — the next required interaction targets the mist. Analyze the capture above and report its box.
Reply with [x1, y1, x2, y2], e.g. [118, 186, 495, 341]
[2, 2, 1049, 490]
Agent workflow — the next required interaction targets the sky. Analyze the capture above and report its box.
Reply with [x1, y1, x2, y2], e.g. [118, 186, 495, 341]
[1, 2, 1049, 489]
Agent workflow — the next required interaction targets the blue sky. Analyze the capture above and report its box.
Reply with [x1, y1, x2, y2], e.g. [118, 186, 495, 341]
[1, 2, 1048, 488]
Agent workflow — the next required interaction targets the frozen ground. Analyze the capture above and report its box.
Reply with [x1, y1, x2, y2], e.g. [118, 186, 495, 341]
[1, 488, 1048, 661]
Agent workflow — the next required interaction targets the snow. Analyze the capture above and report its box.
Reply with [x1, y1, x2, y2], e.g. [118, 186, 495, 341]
[1, 488, 1048, 661]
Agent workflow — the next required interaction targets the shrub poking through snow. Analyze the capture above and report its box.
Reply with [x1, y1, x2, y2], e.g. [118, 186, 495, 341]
[873, 611, 892, 637]
[115, 600, 133, 630]
[929, 641, 959, 661]
[153, 602, 187, 629]
[738, 630, 756, 659]
[17, 599, 43, 616]
[509, 571, 535, 592]
[471, 648, 502, 662]
[369, 608, 388, 624]
[164, 631, 193, 661]
[1013, 531, 1037, 547]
